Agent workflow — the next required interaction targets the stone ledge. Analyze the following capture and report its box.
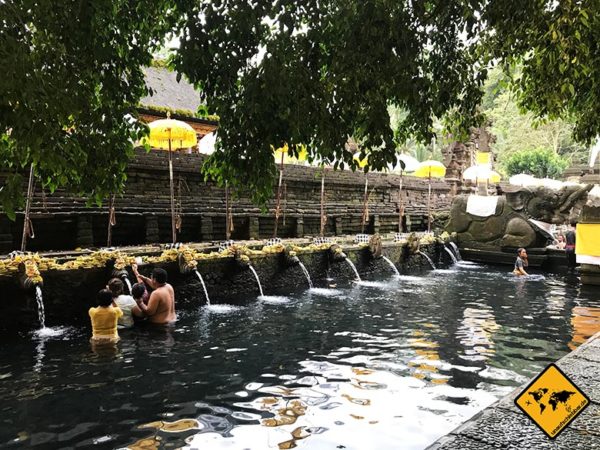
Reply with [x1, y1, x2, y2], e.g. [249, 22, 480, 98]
[427, 332, 600, 450]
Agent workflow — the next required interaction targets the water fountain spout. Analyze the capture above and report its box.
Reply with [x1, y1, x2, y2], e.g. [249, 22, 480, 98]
[194, 270, 211, 306]
[381, 256, 401, 277]
[417, 251, 436, 270]
[329, 244, 347, 262]
[298, 261, 313, 289]
[449, 242, 462, 261]
[248, 265, 264, 297]
[444, 245, 458, 264]
[35, 285, 46, 329]
[344, 257, 362, 282]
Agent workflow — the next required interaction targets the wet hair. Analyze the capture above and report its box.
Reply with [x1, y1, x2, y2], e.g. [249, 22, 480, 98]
[131, 282, 146, 300]
[107, 278, 124, 297]
[517, 247, 526, 255]
[151, 268, 168, 284]
[570, 221, 577, 227]
[97, 289, 113, 307]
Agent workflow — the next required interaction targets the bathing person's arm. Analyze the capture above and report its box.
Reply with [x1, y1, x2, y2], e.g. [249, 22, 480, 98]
[132, 264, 158, 290]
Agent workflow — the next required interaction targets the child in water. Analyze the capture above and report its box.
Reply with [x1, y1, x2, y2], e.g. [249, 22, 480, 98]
[89, 289, 123, 343]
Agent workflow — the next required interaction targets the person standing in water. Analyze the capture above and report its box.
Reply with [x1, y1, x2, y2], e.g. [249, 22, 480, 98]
[131, 266, 176, 324]
[513, 248, 529, 276]
[89, 289, 123, 343]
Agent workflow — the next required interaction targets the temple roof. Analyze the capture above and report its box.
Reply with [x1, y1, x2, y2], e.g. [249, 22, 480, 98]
[140, 66, 201, 114]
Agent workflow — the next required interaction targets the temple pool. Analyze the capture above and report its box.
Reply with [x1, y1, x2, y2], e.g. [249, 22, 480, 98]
[1, 262, 599, 449]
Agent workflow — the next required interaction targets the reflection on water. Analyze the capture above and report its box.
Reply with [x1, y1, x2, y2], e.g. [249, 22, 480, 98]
[569, 306, 600, 350]
[0, 265, 599, 449]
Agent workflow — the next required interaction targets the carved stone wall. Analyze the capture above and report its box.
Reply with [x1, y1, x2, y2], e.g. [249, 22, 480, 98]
[3, 150, 455, 253]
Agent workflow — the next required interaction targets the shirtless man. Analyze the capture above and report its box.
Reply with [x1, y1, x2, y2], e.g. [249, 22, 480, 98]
[131, 266, 176, 324]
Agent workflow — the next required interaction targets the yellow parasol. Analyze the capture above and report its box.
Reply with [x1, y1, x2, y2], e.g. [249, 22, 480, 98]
[414, 160, 446, 232]
[145, 114, 198, 244]
[353, 154, 369, 168]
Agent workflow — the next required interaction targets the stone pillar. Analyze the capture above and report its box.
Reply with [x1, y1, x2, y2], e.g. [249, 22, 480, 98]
[200, 215, 213, 241]
[145, 215, 159, 244]
[249, 216, 260, 240]
[295, 216, 304, 238]
[373, 215, 380, 234]
[406, 214, 413, 232]
[334, 216, 343, 236]
[75, 216, 94, 248]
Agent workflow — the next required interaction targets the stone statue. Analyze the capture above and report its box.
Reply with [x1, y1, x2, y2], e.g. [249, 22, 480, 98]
[447, 184, 593, 249]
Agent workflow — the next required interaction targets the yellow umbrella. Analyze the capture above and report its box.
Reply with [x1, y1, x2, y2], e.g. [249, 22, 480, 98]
[414, 160, 447, 232]
[414, 160, 446, 178]
[353, 154, 369, 168]
[145, 114, 198, 244]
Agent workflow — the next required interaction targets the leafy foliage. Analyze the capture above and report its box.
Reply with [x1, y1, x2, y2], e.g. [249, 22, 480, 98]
[482, 68, 588, 172]
[173, 0, 486, 203]
[504, 148, 569, 179]
[3, 0, 599, 217]
[481, 1, 600, 143]
[0, 0, 181, 217]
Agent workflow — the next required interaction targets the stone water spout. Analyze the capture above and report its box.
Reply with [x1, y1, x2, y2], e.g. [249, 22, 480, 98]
[111, 253, 134, 294]
[17, 258, 46, 328]
[368, 234, 383, 259]
[328, 244, 347, 262]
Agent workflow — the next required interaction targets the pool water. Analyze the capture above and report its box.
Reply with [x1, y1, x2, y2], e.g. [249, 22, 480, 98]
[1, 262, 599, 449]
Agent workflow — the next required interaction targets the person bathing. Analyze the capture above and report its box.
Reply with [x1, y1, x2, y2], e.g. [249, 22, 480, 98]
[132, 266, 176, 324]
[89, 289, 123, 344]
[513, 248, 529, 276]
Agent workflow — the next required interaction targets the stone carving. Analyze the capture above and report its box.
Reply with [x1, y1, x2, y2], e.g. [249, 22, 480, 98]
[368, 234, 383, 259]
[447, 184, 593, 249]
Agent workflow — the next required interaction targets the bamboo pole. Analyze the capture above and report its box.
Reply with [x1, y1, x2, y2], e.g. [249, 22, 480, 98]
[168, 132, 176, 244]
[361, 176, 369, 233]
[20, 164, 35, 252]
[320, 171, 326, 236]
[273, 151, 284, 238]
[107, 194, 116, 247]
[398, 170, 404, 233]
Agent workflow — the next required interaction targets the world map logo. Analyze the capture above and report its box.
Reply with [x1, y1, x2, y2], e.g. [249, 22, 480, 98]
[515, 364, 589, 439]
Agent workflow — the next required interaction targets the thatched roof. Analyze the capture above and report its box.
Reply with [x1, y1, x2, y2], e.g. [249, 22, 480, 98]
[140, 67, 201, 113]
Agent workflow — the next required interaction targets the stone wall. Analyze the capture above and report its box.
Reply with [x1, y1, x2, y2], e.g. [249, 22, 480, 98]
[1, 149, 454, 252]
[0, 242, 453, 332]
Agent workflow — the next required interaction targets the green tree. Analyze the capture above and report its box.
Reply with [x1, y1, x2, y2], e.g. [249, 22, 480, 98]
[0, 0, 181, 217]
[504, 148, 569, 179]
[3, 1, 600, 217]
[481, 1, 600, 143]
[484, 81, 588, 171]
[173, 1, 485, 203]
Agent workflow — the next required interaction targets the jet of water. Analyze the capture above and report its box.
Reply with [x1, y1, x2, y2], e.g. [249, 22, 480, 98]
[449, 242, 462, 261]
[444, 245, 458, 264]
[123, 276, 133, 295]
[298, 261, 313, 289]
[35, 285, 46, 329]
[417, 251, 436, 270]
[381, 256, 400, 277]
[195, 270, 212, 306]
[344, 257, 362, 282]
[248, 265, 264, 297]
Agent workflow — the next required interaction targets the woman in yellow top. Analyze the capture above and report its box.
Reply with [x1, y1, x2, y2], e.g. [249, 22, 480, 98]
[89, 289, 123, 343]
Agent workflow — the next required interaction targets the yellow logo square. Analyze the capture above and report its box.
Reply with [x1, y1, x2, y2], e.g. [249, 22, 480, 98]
[515, 364, 590, 439]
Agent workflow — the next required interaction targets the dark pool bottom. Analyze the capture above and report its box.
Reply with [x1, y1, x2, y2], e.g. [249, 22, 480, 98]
[1, 262, 599, 449]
